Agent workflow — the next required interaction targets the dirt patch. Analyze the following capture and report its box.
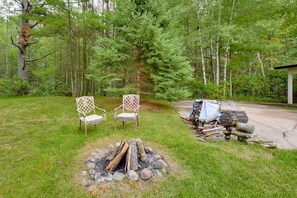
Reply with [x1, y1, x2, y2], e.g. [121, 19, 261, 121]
[140, 101, 172, 111]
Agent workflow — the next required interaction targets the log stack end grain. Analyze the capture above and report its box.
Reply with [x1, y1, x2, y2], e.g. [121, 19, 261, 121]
[219, 101, 249, 127]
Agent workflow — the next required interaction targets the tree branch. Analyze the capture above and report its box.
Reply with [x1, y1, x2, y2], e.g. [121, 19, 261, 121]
[30, 20, 43, 29]
[26, 52, 55, 62]
[40, 2, 46, 8]
[26, 41, 37, 46]
[11, 37, 24, 54]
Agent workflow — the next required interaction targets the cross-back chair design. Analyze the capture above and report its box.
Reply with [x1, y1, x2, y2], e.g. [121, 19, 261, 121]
[76, 96, 106, 136]
[114, 94, 140, 131]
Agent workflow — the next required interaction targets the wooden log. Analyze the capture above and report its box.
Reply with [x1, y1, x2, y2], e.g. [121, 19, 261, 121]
[125, 141, 131, 171]
[204, 131, 223, 137]
[231, 130, 255, 138]
[246, 137, 274, 144]
[202, 126, 224, 133]
[136, 138, 147, 162]
[236, 122, 255, 134]
[180, 116, 190, 121]
[106, 142, 129, 172]
[128, 139, 138, 171]
[106, 141, 122, 161]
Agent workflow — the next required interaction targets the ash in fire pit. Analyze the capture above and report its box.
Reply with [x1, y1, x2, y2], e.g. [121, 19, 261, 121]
[80, 139, 170, 188]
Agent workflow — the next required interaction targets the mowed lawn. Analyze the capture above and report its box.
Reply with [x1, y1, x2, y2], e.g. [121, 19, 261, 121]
[1, 96, 297, 197]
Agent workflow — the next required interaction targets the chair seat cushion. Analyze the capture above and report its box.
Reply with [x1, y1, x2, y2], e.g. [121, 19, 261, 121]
[116, 113, 136, 121]
[80, 114, 104, 124]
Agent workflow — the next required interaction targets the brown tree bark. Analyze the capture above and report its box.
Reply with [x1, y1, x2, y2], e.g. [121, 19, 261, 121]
[17, 1, 33, 80]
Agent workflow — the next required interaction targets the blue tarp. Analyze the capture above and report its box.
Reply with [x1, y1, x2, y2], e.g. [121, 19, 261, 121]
[191, 100, 221, 122]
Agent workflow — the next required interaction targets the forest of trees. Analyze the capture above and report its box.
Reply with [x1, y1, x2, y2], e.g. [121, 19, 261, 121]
[0, 0, 296, 101]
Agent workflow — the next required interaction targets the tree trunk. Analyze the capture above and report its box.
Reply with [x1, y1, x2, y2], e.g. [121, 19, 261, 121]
[135, 52, 141, 94]
[5, 15, 9, 77]
[223, 44, 229, 96]
[192, 0, 207, 85]
[229, 69, 232, 97]
[18, 44, 27, 80]
[82, 1, 88, 96]
[17, 0, 33, 80]
[258, 52, 265, 77]
[223, 0, 236, 96]
[216, 0, 221, 86]
[216, 39, 220, 86]
[200, 47, 207, 85]
[210, 37, 215, 82]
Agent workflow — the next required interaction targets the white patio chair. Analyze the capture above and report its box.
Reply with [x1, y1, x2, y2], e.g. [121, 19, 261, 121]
[76, 96, 106, 136]
[114, 94, 140, 131]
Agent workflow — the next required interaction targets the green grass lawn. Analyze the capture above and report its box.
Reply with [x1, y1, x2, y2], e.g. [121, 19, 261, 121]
[1, 96, 297, 197]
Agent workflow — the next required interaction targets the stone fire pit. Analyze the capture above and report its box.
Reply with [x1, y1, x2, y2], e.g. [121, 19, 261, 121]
[80, 139, 171, 188]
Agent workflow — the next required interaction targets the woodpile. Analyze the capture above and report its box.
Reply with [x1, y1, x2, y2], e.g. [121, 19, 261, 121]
[187, 100, 276, 148]
[106, 139, 147, 172]
[218, 101, 248, 127]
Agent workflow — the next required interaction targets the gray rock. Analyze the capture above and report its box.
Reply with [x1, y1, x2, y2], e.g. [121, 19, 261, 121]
[153, 154, 161, 160]
[82, 179, 92, 188]
[86, 158, 95, 163]
[165, 166, 172, 174]
[152, 170, 163, 178]
[113, 172, 125, 181]
[88, 169, 96, 175]
[157, 159, 167, 167]
[153, 161, 163, 169]
[127, 170, 139, 181]
[145, 147, 153, 153]
[95, 173, 101, 180]
[87, 162, 96, 169]
[95, 156, 104, 163]
[96, 177, 105, 184]
[140, 168, 152, 180]
[89, 174, 95, 180]
[105, 173, 113, 182]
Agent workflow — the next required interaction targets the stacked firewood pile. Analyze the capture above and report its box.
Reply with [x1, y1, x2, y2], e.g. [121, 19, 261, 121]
[218, 101, 249, 126]
[189, 100, 250, 141]
[187, 100, 276, 148]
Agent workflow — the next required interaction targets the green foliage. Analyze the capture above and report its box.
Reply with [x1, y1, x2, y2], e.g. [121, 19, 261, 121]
[89, 0, 193, 100]
[0, 0, 296, 102]
[0, 78, 30, 96]
[190, 80, 224, 99]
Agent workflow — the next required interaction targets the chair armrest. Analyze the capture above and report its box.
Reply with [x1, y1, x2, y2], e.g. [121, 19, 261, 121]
[114, 104, 123, 112]
[95, 106, 106, 112]
[76, 109, 86, 117]
[95, 106, 106, 118]
[114, 104, 123, 117]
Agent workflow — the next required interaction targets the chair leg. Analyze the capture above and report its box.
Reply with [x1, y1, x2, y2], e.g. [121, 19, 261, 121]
[134, 119, 136, 131]
[137, 116, 139, 126]
[114, 119, 117, 131]
[79, 120, 81, 130]
[122, 121, 124, 126]
[85, 124, 87, 136]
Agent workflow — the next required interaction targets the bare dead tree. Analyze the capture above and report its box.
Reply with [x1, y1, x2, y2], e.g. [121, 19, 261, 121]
[11, 0, 48, 80]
